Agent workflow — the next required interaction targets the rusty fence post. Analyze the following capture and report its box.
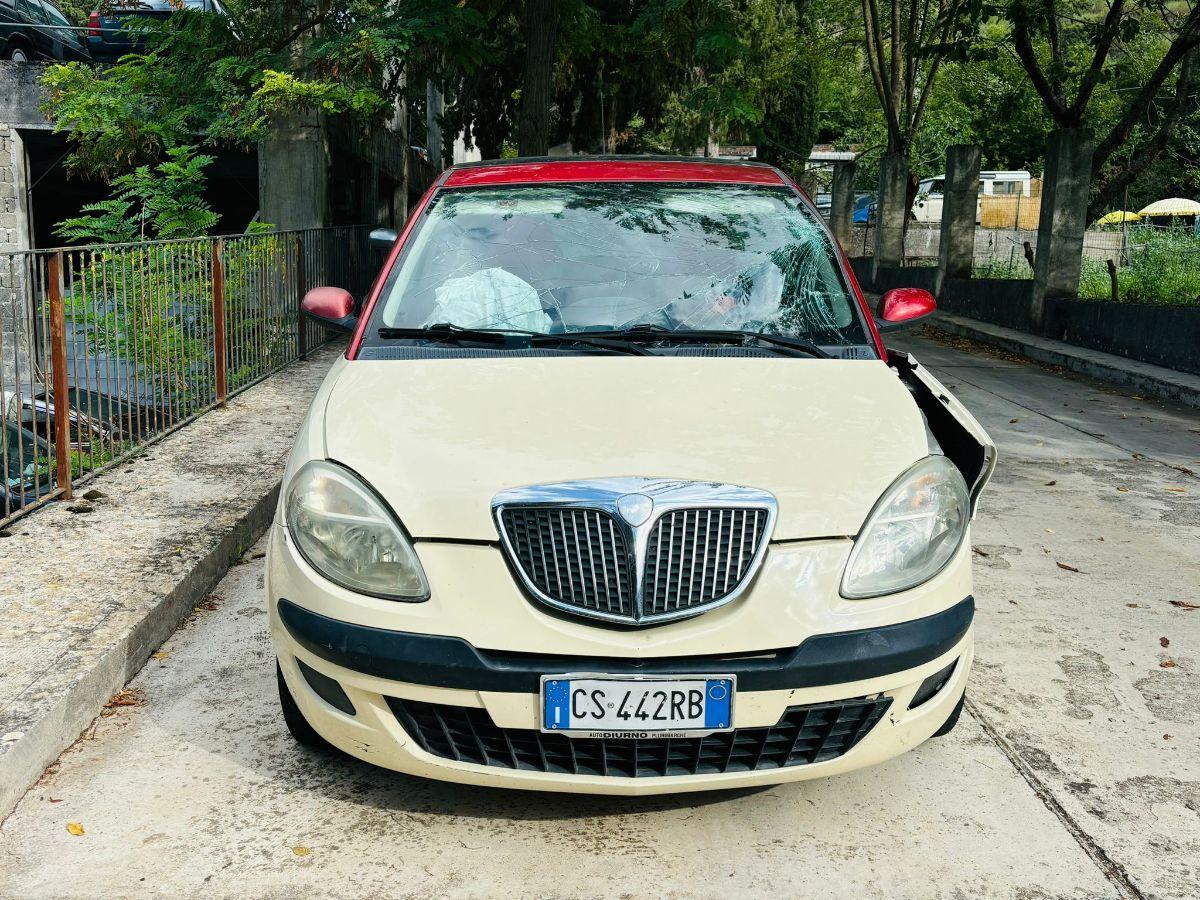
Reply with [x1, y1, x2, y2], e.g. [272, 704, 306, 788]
[212, 238, 228, 406]
[47, 251, 73, 501]
[296, 235, 307, 360]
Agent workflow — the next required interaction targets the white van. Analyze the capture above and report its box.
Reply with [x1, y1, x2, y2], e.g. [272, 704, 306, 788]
[912, 171, 1032, 223]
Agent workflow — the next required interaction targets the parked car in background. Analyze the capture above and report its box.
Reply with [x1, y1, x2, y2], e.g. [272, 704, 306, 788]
[272, 156, 996, 795]
[912, 170, 1032, 224]
[852, 193, 875, 224]
[1, 418, 54, 519]
[86, 0, 223, 62]
[1, 0, 89, 61]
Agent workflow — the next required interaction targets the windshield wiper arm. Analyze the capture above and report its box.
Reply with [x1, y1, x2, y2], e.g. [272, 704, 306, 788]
[738, 332, 831, 359]
[530, 333, 652, 355]
[598, 325, 831, 359]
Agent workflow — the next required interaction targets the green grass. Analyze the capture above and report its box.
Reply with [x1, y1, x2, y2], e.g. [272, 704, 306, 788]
[973, 258, 1033, 280]
[1077, 230, 1200, 306]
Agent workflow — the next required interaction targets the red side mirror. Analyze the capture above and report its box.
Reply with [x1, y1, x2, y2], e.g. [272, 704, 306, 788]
[301, 286, 357, 332]
[876, 287, 936, 332]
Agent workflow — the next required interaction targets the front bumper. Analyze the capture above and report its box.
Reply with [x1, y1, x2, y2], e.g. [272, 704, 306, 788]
[268, 525, 975, 794]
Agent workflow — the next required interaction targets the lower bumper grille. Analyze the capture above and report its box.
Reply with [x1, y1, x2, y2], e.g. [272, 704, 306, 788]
[387, 695, 891, 778]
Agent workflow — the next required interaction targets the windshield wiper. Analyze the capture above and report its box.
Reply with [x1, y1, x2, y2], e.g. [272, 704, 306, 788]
[597, 324, 832, 359]
[530, 333, 652, 355]
[378, 323, 517, 345]
[377, 323, 650, 355]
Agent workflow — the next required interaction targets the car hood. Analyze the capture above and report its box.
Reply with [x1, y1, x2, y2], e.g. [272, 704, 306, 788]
[322, 356, 929, 541]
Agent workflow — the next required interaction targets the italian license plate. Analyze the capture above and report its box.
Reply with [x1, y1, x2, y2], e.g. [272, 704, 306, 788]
[541, 674, 735, 738]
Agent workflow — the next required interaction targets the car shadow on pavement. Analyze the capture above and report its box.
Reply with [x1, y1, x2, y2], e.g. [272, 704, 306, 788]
[279, 741, 776, 820]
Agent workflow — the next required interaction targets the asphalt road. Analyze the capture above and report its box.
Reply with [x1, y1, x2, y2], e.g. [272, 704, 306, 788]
[1, 329, 1197, 899]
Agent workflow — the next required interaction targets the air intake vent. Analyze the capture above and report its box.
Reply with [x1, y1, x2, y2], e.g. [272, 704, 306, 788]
[389, 695, 891, 777]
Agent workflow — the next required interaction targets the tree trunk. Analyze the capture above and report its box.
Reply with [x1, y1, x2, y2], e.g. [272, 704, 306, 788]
[873, 148, 909, 275]
[516, 0, 561, 157]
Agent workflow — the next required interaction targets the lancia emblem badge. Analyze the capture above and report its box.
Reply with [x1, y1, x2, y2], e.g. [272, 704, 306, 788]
[616, 493, 653, 526]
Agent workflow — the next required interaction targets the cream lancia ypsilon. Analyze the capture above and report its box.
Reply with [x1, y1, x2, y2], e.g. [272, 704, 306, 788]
[269, 156, 996, 795]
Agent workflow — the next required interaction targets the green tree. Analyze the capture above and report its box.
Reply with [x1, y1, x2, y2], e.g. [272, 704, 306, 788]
[41, 0, 484, 179]
[1005, 0, 1200, 220]
[55, 146, 220, 245]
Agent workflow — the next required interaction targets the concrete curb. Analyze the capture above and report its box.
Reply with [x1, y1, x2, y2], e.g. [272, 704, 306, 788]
[0, 487, 279, 819]
[930, 312, 1200, 409]
[0, 343, 340, 822]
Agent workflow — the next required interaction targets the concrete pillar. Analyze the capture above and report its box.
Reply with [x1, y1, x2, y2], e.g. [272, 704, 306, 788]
[872, 151, 909, 278]
[389, 84, 409, 228]
[829, 160, 857, 248]
[936, 144, 981, 295]
[0, 123, 32, 390]
[358, 151, 389, 227]
[1031, 128, 1093, 335]
[426, 81, 444, 170]
[797, 169, 820, 200]
[258, 112, 330, 231]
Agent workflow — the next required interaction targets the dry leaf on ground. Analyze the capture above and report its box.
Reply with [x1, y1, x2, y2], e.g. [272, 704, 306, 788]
[103, 688, 146, 712]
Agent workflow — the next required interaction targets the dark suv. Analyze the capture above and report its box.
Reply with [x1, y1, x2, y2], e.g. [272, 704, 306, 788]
[86, 0, 222, 62]
[1, 0, 90, 61]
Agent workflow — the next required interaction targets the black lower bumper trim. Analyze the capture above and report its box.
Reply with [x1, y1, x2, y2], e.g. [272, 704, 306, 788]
[277, 596, 973, 693]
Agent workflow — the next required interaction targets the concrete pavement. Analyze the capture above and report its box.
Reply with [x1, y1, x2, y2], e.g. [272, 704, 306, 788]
[0, 342, 345, 820]
[1, 330, 1197, 899]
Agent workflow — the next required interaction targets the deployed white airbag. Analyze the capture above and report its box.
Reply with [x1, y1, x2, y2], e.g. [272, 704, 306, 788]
[421, 267, 551, 332]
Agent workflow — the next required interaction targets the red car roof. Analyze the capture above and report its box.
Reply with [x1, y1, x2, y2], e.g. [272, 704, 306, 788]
[442, 157, 787, 188]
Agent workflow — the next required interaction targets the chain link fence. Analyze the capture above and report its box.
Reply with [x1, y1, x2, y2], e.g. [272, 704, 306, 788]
[846, 218, 1200, 304]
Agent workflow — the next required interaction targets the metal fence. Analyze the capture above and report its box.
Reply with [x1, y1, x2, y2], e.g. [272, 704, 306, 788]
[848, 222, 1177, 275]
[0, 225, 374, 527]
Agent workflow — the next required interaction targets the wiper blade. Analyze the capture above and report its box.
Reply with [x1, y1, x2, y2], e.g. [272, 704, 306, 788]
[377, 324, 649, 355]
[597, 325, 831, 358]
[377, 323, 523, 345]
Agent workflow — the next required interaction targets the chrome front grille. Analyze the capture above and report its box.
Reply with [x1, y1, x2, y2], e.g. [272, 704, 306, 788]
[499, 507, 634, 617]
[643, 508, 770, 617]
[494, 478, 777, 626]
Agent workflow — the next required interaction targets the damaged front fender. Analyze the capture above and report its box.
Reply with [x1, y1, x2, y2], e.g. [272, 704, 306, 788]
[889, 350, 997, 515]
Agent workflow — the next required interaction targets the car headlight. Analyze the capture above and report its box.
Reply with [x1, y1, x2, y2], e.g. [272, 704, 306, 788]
[841, 455, 970, 599]
[284, 460, 430, 601]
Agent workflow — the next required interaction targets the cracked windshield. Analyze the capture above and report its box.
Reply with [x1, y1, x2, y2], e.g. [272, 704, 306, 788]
[373, 183, 872, 352]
